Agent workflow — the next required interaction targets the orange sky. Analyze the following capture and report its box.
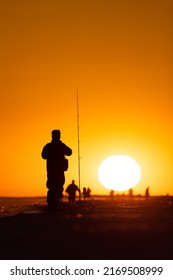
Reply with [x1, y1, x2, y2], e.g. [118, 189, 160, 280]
[0, 0, 172, 196]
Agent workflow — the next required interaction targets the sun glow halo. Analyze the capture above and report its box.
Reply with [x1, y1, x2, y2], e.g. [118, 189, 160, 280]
[98, 155, 141, 191]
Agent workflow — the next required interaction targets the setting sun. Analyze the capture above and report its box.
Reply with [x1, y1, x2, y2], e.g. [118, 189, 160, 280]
[98, 155, 141, 191]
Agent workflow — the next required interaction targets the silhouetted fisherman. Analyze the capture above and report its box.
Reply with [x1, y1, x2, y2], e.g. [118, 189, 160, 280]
[66, 180, 79, 205]
[145, 186, 150, 200]
[86, 187, 91, 198]
[129, 188, 133, 200]
[41, 130, 72, 211]
[82, 187, 87, 199]
[110, 189, 114, 200]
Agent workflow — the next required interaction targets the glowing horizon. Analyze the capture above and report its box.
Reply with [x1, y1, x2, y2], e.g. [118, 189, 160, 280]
[0, 0, 172, 197]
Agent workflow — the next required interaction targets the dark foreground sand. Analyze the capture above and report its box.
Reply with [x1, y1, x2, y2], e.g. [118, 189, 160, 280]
[0, 197, 173, 260]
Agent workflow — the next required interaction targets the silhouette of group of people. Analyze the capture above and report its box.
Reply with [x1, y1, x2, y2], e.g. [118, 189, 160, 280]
[109, 187, 150, 201]
[42, 130, 150, 211]
[81, 187, 91, 199]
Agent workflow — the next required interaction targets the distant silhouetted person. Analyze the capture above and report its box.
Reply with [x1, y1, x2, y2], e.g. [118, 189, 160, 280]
[145, 186, 150, 200]
[41, 130, 72, 211]
[129, 188, 133, 200]
[86, 187, 91, 198]
[82, 187, 87, 199]
[110, 190, 114, 200]
[66, 180, 79, 205]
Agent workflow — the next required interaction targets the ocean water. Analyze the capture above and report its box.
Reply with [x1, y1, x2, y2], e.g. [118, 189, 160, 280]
[0, 195, 85, 217]
[0, 197, 47, 217]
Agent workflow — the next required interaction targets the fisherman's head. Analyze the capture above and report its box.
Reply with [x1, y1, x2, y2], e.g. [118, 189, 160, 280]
[51, 130, 61, 141]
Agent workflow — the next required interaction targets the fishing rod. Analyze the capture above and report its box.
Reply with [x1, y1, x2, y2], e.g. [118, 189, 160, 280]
[77, 88, 81, 200]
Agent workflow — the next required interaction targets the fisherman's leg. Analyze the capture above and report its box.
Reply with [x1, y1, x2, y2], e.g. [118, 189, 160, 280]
[56, 173, 65, 204]
[46, 172, 65, 210]
[46, 179, 58, 211]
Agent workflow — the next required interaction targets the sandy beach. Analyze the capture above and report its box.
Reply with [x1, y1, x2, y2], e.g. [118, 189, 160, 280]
[0, 196, 173, 260]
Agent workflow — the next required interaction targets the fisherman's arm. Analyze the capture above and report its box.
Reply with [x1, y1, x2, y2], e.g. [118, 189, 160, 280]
[41, 144, 49, 159]
[63, 144, 72, 156]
